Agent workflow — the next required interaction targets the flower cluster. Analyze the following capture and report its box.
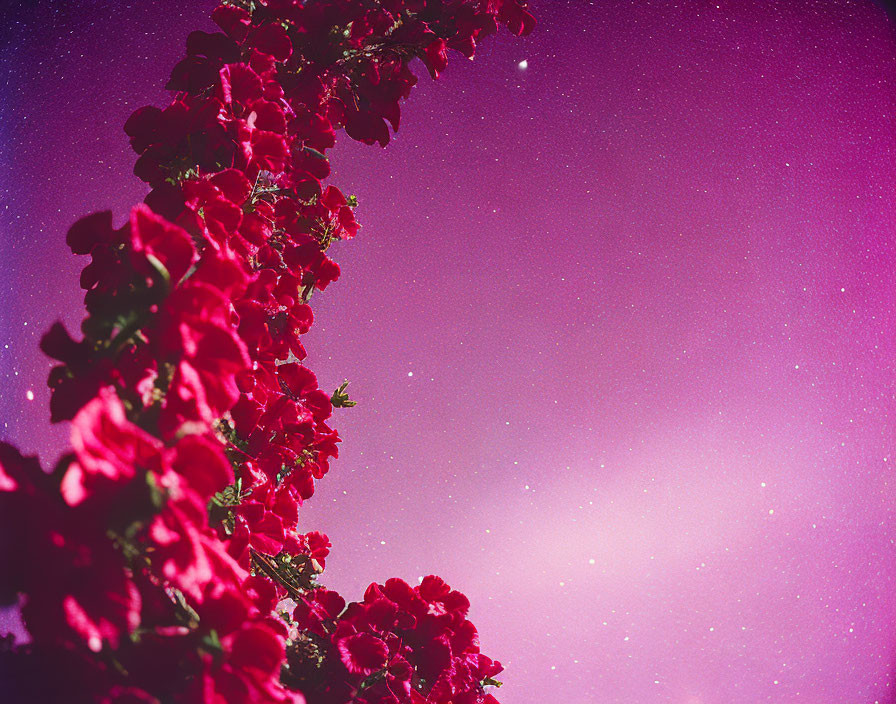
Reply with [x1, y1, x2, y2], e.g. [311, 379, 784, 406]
[0, 1, 533, 702]
[287, 576, 504, 704]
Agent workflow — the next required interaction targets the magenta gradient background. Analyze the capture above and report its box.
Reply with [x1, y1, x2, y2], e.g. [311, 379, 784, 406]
[1, 1, 896, 702]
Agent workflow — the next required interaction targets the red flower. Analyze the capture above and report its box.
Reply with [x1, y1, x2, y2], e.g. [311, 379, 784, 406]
[234, 499, 286, 556]
[421, 37, 448, 79]
[219, 63, 264, 107]
[169, 433, 233, 500]
[244, 129, 290, 174]
[0, 444, 142, 653]
[293, 589, 345, 635]
[304, 531, 331, 569]
[211, 4, 250, 42]
[155, 279, 251, 437]
[4, 2, 535, 699]
[41, 321, 115, 422]
[419, 575, 470, 618]
[130, 203, 196, 286]
[62, 388, 163, 507]
[337, 632, 389, 676]
[250, 22, 293, 62]
[146, 494, 214, 602]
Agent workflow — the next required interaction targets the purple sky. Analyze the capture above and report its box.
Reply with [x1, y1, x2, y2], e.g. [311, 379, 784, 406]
[2, 1, 895, 702]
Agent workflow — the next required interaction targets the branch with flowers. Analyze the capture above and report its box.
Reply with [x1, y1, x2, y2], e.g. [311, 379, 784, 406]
[0, 1, 534, 702]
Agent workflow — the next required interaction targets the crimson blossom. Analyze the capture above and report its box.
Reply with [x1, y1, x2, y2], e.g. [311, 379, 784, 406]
[0, 1, 534, 702]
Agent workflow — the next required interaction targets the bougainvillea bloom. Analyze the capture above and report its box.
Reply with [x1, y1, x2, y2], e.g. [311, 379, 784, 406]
[0, 0, 533, 701]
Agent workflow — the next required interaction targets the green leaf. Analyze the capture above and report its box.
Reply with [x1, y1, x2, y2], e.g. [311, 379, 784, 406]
[207, 478, 245, 535]
[302, 146, 328, 163]
[331, 380, 357, 408]
[201, 629, 223, 658]
[144, 252, 171, 289]
[145, 470, 166, 512]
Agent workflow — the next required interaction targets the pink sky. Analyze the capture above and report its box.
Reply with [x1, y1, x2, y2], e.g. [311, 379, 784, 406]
[1, 1, 895, 702]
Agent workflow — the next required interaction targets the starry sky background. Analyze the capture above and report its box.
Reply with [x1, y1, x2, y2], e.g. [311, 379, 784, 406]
[1, 1, 895, 702]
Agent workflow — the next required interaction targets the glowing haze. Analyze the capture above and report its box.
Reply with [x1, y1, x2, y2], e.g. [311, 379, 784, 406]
[1, 1, 895, 702]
